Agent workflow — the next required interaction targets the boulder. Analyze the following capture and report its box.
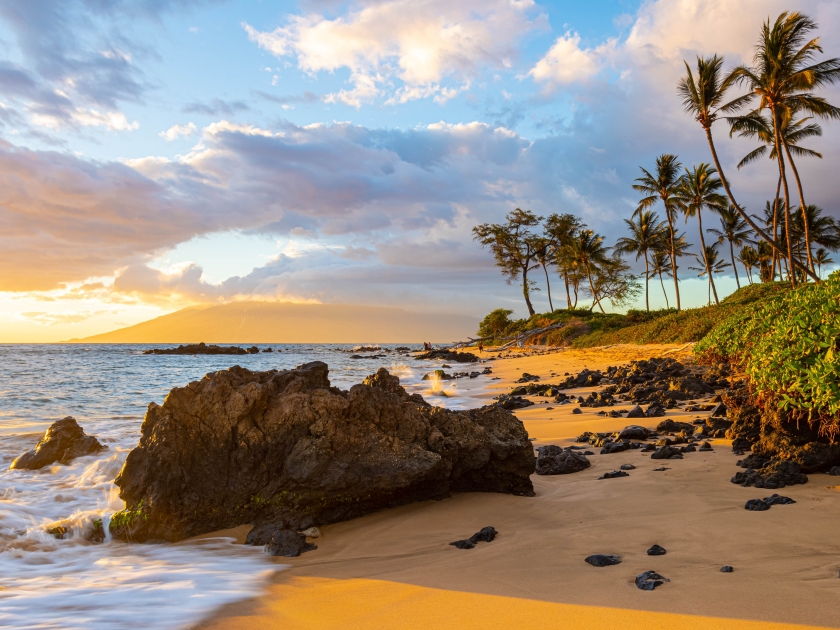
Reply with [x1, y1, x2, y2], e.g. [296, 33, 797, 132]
[651, 446, 682, 460]
[535, 446, 590, 475]
[618, 424, 649, 440]
[624, 406, 646, 420]
[635, 570, 669, 591]
[731, 460, 808, 489]
[600, 442, 628, 455]
[414, 350, 478, 363]
[143, 343, 247, 355]
[656, 419, 695, 434]
[585, 554, 621, 567]
[110, 363, 534, 543]
[11, 417, 106, 470]
[266, 530, 317, 557]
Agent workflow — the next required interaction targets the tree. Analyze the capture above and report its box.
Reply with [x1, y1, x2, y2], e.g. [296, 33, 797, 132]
[814, 248, 835, 278]
[473, 209, 543, 316]
[590, 254, 642, 311]
[689, 243, 731, 305]
[478, 308, 515, 339]
[648, 247, 672, 308]
[729, 12, 840, 279]
[614, 210, 668, 311]
[632, 154, 684, 310]
[738, 245, 759, 284]
[673, 164, 728, 305]
[529, 236, 556, 312]
[568, 229, 612, 313]
[677, 54, 818, 283]
[543, 213, 583, 309]
[709, 204, 753, 288]
[757, 240, 775, 282]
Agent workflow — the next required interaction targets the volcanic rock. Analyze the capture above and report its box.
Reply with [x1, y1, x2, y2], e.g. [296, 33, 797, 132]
[618, 424, 649, 440]
[625, 406, 646, 420]
[495, 395, 534, 410]
[651, 446, 682, 460]
[143, 342, 247, 355]
[585, 554, 621, 567]
[635, 570, 669, 591]
[109, 363, 534, 543]
[620, 464, 636, 470]
[535, 446, 590, 475]
[721, 566, 734, 573]
[830, 466, 840, 476]
[737, 454, 770, 469]
[415, 350, 478, 363]
[600, 442, 628, 455]
[745, 499, 770, 511]
[450, 526, 497, 549]
[763, 493, 796, 505]
[647, 544, 666, 556]
[656, 419, 695, 434]
[266, 530, 317, 557]
[598, 470, 629, 479]
[731, 460, 808, 489]
[11, 417, 106, 470]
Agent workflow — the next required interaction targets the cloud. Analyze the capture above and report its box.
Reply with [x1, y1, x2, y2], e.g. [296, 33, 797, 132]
[159, 122, 197, 141]
[529, 31, 612, 87]
[182, 98, 250, 116]
[243, 0, 543, 106]
[20, 310, 117, 325]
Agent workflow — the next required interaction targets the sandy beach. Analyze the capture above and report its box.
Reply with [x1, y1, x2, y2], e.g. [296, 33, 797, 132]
[195, 345, 840, 630]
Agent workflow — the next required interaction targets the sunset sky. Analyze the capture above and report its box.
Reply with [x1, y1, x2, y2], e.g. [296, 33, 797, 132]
[1, 0, 838, 342]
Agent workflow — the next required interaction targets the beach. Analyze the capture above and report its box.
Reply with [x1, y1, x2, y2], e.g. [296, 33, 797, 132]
[195, 344, 840, 630]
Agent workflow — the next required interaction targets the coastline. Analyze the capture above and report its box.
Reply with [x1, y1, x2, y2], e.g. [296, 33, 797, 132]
[194, 344, 840, 630]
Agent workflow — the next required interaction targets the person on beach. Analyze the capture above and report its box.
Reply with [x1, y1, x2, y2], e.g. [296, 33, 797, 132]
[477, 340, 484, 352]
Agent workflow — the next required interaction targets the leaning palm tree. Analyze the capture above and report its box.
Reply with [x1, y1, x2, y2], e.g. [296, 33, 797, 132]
[569, 230, 612, 313]
[729, 111, 822, 278]
[709, 204, 753, 288]
[677, 54, 817, 283]
[814, 248, 835, 278]
[614, 210, 668, 311]
[738, 245, 759, 284]
[633, 154, 684, 310]
[690, 244, 731, 305]
[729, 12, 840, 278]
[673, 164, 728, 305]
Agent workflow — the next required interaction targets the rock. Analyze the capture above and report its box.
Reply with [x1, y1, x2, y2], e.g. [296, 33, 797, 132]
[618, 424, 648, 440]
[721, 565, 734, 573]
[830, 466, 840, 476]
[109, 363, 535, 543]
[620, 464, 636, 471]
[300, 527, 321, 538]
[495, 395, 534, 410]
[698, 442, 713, 452]
[266, 530, 317, 557]
[11, 417, 106, 470]
[763, 494, 796, 505]
[645, 402, 667, 417]
[731, 460, 808, 489]
[46, 525, 69, 539]
[656, 419, 695, 434]
[535, 446, 590, 475]
[635, 570, 669, 591]
[422, 369, 453, 381]
[640, 443, 656, 452]
[598, 470, 629, 480]
[516, 373, 541, 383]
[600, 442, 628, 455]
[572, 408, 582, 415]
[262, 348, 273, 353]
[737, 454, 770, 469]
[85, 518, 106, 544]
[246, 346, 260, 354]
[651, 446, 682, 460]
[680, 445, 696, 453]
[710, 402, 727, 418]
[450, 526, 497, 549]
[647, 544, 666, 556]
[652, 467, 670, 471]
[414, 350, 478, 363]
[583, 451, 595, 456]
[624, 406, 646, 420]
[745, 499, 770, 511]
[585, 554, 621, 567]
[143, 342, 247, 355]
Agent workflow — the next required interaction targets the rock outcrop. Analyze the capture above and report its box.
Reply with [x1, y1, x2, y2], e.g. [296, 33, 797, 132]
[414, 350, 479, 363]
[109, 363, 534, 543]
[535, 446, 590, 475]
[11, 417, 106, 470]
[143, 342, 247, 355]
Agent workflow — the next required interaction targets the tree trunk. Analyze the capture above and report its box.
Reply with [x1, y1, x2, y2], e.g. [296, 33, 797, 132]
[729, 239, 740, 289]
[658, 272, 670, 308]
[770, 110, 796, 288]
[521, 265, 536, 316]
[702, 126, 817, 283]
[697, 210, 719, 305]
[781, 137, 816, 276]
[586, 266, 605, 314]
[563, 273, 572, 309]
[542, 263, 554, 311]
[663, 205, 681, 311]
[771, 176, 781, 281]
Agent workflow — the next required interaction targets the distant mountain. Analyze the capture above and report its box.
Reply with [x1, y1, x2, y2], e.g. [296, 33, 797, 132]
[68, 301, 478, 344]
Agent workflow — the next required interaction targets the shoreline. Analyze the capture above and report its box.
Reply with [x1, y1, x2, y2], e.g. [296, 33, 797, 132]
[194, 344, 840, 630]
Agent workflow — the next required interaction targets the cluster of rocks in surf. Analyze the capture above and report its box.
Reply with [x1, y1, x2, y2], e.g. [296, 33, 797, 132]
[10, 417, 106, 470]
[107, 362, 535, 544]
[421, 367, 493, 381]
[143, 342, 268, 355]
[414, 349, 479, 363]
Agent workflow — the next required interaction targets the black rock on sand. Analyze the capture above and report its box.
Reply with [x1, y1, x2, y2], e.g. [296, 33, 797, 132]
[585, 554, 622, 567]
[535, 446, 590, 475]
[635, 570, 669, 591]
[11, 417, 106, 470]
[450, 526, 498, 549]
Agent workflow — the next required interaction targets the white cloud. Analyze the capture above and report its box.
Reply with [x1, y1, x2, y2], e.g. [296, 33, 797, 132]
[243, 0, 541, 106]
[31, 107, 139, 131]
[529, 31, 612, 87]
[159, 122, 197, 141]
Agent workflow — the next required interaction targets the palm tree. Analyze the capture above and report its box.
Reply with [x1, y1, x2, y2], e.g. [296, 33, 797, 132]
[677, 54, 817, 283]
[545, 213, 583, 309]
[738, 245, 759, 284]
[814, 248, 835, 278]
[633, 154, 684, 310]
[730, 111, 822, 278]
[690, 244, 731, 305]
[529, 236, 555, 311]
[799, 205, 840, 253]
[757, 241, 775, 282]
[673, 164, 728, 305]
[729, 12, 840, 279]
[708, 204, 753, 288]
[569, 230, 612, 313]
[614, 210, 668, 311]
[648, 248, 672, 308]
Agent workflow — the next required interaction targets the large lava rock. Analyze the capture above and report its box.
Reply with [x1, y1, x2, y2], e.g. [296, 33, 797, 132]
[143, 342, 247, 355]
[11, 417, 106, 470]
[110, 362, 535, 543]
[535, 446, 590, 475]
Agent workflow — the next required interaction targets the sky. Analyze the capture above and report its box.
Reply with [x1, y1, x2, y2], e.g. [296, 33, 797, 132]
[1, 0, 839, 342]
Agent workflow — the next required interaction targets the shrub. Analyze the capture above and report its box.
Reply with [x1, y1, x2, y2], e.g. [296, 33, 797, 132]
[477, 308, 515, 339]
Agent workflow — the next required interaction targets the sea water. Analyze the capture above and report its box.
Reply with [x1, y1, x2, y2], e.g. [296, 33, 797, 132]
[0, 344, 488, 629]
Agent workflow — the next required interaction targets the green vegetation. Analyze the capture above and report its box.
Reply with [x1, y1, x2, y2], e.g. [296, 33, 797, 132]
[695, 271, 840, 438]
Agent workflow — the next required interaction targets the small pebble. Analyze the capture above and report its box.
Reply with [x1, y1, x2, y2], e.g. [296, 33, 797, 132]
[721, 566, 734, 573]
[585, 554, 622, 567]
[647, 544, 666, 556]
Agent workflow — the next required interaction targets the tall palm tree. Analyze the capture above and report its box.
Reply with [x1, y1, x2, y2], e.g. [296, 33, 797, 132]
[814, 248, 835, 278]
[729, 12, 840, 278]
[673, 164, 728, 305]
[689, 244, 731, 305]
[798, 205, 840, 253]
[757, 241, 775, 282]
[614, 210, 668, 311]
[648, 248, 672, 309]
[529, 236, 555, 312]
[545, 213, 583, 309]
[730, 111, 822, 278]
[738, 245, 759, 284]
[709, 204, 753, 288]
[677, 54, 817, 283]
[569, 230, 612, 314]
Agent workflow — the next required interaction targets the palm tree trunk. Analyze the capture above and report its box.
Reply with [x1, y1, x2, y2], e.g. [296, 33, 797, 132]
[563, 273, 572, 309]
[729, 239, 740, 289]
[521, 265, 536, 316]
[658, 272, 670, 308]
[664, 207, 681, 311]
[644, 253, 650, 311]
[771, 176, 781, 280]
[702, 126, 817, 283]
[697, 210, 719, 305]
[769, 110, 796, 288]
[585, 266, 605, 314]
[781, 138, 816, 276]
[541, 263, 554, 311]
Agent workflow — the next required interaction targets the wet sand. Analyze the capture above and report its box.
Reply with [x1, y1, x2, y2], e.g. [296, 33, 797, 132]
[195, 344, 840, 630]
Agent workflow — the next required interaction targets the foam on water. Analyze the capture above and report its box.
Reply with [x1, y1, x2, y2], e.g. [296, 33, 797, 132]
[0, 344, 486, 628]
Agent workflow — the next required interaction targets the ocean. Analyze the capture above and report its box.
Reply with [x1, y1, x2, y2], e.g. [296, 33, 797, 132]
[0, 344, 488, 629]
